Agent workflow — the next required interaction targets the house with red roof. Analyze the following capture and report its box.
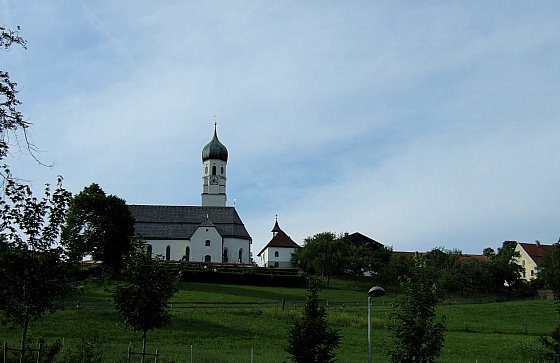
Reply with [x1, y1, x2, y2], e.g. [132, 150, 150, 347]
[257, 217, 300, 268]
[514, 241, 555, 280]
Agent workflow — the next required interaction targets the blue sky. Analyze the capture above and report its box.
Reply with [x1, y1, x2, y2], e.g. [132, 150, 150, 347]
[2, 1, 559, 258]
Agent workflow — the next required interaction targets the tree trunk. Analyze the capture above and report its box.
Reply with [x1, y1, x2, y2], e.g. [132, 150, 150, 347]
[141, 330, 147, 363]
[19, 310, 30, 363]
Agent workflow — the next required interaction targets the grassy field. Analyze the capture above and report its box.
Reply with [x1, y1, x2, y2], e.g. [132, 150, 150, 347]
[0, 281, 556, 362]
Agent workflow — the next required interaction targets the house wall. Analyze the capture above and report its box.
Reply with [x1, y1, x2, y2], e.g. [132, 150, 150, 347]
[514, 244, 538, 280]
[261, 247, 295, 268]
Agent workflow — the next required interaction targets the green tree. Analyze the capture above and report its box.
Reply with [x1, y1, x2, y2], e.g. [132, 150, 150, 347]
[538, 243, 560, 361]
[1, 25, 29, 165]
[286, 279, 341, 363]
[483, 247, 496, 258]
[490, 240, 523, 289]
[0, 173, 72, 352]
[61, 183, 135, 274]
[386, 257, 446, 362]
[455, 258, 485, 296]
[384, 253, 412, 285]
[345, 242, 368, 276]
[292, 232, 349, 284]
[112, 240, 179, 361]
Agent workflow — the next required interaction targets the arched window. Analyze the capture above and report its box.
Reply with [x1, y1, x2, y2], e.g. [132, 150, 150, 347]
[212, 165, 216, 175]
[204, 255, 211, 263]
[238, 248, 243, 263]
[274, 262, 279, 268]
[184, 246, 190, 261]
[205, 240, 211, 247]
[223, 248, 229, 263]
[146, 244, 153, 259]
[205, 165, 208, 174]
[165, 245, 171, 261]
[274, 251, 279, 258]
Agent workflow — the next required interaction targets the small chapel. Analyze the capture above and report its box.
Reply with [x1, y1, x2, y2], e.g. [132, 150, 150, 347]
[257, 217, 300, 268]
[128, 125, 253, 264]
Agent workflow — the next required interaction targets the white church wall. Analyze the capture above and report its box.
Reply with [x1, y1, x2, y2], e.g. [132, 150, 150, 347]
[146, 239, 188, 261]
[190, 226, 222, 263]
[223, 237, 251, 264]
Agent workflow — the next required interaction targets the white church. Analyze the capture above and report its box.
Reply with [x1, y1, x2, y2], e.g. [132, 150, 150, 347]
[128, 126, 253, 264]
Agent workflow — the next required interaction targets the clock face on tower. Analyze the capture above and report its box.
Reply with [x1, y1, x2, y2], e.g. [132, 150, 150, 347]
[210, 176, 219, 185]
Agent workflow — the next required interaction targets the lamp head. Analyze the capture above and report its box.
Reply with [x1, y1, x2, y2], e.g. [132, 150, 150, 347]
[368, 286, 386, 298]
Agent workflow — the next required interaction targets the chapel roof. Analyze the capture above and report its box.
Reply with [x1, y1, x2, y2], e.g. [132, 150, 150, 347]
[128, 205, 250, 241]
[202, 125, 228, 162]
[257, 230, 300, 256]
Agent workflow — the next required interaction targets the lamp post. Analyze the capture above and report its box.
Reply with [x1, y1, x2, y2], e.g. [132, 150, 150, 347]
[368, 286, 385, 363]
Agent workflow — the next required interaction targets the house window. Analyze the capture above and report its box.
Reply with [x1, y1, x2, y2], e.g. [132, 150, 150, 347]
[212, 165, 217, 175]
[223, 248, 229, 263]
[146, 244, 153, 259]
[274, 262, 279, 268]
[531, 270, 535, 277]
[221, 166, 224, 174]
[522, 260, 525, 266]
[238, 248, 243, 263]
[274, 251, 279, 258]
[165, 245, 171, 261]
[205, 240, 211, 247]
[184, 246, 190, 261]
[204, 255, 211, 263]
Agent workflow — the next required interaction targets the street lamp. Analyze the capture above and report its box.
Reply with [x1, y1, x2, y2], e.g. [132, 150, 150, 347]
[368, 286, 385, 363]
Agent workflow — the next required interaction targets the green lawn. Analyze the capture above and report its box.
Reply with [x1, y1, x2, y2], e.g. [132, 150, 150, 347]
[0, 281, 556, 362]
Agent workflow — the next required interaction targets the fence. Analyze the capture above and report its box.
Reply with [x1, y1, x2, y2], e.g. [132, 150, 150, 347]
[127, 342, 159, 363]
[2, 342, 41, 363]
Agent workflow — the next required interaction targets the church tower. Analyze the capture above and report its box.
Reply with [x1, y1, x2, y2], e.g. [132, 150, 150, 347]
[201, 124, 228, 207]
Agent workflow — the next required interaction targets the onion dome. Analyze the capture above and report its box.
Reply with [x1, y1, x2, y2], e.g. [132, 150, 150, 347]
[202, 124, 228, 162]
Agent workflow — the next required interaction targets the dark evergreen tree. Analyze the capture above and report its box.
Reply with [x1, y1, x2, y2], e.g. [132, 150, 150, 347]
[286, 279, 341, 363]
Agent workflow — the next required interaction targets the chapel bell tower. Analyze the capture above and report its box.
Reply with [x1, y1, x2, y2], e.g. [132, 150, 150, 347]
[201, 123, 228, 207]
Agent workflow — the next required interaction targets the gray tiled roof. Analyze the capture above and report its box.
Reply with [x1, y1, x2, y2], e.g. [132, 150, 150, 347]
[128, 205, 251, 241]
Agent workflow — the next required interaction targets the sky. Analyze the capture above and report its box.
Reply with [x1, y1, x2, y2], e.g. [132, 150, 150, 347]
[2, 1, 559, 260]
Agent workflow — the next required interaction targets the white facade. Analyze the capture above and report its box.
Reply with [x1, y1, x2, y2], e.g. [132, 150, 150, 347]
[257, 220, 299, 268]
[260, 247, 296, 268]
